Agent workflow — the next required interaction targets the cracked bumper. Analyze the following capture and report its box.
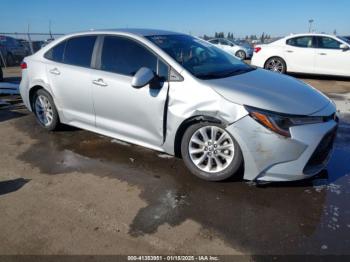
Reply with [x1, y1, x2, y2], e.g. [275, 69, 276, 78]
[226, 115, 338, 182]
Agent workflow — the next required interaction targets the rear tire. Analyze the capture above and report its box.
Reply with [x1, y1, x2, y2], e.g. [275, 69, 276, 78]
[264, 57, 286, 74]
[32, 89, 60, 131]
[181, 122, 243, 181]
[235, 50, 246, 60]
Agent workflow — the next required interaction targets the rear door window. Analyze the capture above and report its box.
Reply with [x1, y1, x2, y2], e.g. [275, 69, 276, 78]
[63, 36, 97, 67]
[286, 36, 314, 48]
[44, 41, 66, 62]
[100, 36, 158, 77]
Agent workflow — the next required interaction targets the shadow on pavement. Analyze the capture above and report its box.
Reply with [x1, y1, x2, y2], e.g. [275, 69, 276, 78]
[289, 73, 350, 82]
[0, 178, 30, 196]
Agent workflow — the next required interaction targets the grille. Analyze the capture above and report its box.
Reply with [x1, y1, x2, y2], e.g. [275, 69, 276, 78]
[304, 127, 337, 171]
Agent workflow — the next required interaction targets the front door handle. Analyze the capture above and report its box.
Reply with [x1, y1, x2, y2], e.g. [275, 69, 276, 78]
[318, 53, 327, 55]
[286, 50, 294, 53]
[92, 78, 108, 87]
[49, 68, 60, 75]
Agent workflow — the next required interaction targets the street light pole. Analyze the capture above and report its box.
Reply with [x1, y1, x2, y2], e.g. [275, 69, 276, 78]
[308, 19, 314, 33]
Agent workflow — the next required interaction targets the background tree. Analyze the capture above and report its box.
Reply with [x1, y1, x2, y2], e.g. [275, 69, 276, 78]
[260, 32, 265, 43]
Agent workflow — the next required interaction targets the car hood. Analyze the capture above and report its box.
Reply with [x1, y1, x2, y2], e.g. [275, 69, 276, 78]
[205, 69, 331, 115]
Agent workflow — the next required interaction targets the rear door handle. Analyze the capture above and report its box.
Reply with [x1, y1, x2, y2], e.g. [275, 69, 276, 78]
[318, 53, 327, 55]
[92, 78, 108, 87]
[49, 68, 60, 75]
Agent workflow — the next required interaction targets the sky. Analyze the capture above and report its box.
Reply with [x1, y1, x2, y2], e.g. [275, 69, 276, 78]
[1, 0, 349, 39]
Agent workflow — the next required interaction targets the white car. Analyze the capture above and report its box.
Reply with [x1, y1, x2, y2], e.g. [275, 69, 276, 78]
[208, 38, 253, 60]
[251, 33, 350, 77]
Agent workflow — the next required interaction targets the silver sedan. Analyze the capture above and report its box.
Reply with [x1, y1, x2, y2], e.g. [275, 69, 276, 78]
[19, 29, 338, 182]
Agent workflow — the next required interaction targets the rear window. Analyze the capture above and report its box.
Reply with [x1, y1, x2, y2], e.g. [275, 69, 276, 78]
[63, 36, 97, 67]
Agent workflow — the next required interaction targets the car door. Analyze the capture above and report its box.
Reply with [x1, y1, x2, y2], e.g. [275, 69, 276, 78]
[314, 36, 350, 76]
[45, 35, 97, 126]
[218, 39, 236, 54]
[284, 36, 316, 73]
[92, 35, 170, 148]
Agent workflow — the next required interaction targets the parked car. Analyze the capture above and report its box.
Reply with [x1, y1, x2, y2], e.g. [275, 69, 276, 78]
[235, 39, 254, 50]
[0, 35, 29, 66]
[20, 29, 338, 182]
[251, 33, 350, 76]
[208, 38, 253, 59]
[18, 39, 32, 54]
[342, 36, 350, 42]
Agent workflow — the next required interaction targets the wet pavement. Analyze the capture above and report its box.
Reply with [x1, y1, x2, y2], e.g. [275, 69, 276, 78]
[0, 76, 350, 255]
[0, 98, 348, 255]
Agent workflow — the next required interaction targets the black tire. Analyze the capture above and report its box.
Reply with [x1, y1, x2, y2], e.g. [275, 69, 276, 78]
[181, 122, 243, 181]
[264, 57, 287, 74]
[32, 89, 60, 131]
[0, 67, 3, 82]
[235, 50, 246, 60]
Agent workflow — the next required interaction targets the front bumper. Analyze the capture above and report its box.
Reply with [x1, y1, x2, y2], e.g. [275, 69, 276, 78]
[226, 113, 338, 182]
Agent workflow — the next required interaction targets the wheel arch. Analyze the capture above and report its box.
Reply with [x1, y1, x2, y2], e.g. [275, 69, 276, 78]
[28, 84, 55, 111]
[29, 85, 44, 111]
[174, 115, 224, 158]
[27, 78, 55, 110]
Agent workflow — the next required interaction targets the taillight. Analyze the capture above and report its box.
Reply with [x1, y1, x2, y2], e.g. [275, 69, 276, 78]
[20, 62, 27, 69]
[254, 47, 262, 53]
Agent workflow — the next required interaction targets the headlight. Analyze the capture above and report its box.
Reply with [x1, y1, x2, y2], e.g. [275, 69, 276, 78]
[245, 106, 324, 137]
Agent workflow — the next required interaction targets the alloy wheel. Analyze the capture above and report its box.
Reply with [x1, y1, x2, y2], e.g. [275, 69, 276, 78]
[266, 58, 284, 73]
[236, 51, 246, 59]
[35, 95, 54, 126]
[189, 126, 235, 173]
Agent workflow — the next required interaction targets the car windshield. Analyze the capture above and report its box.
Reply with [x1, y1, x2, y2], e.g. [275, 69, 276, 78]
[146, 34, 254, 80]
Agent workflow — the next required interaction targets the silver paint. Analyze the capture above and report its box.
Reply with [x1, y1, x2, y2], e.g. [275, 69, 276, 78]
[20, 29, 337, 181]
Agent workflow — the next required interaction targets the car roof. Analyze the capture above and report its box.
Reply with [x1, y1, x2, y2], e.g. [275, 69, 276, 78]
[81, 28, 183, 37]
[285, 33, 339, 38]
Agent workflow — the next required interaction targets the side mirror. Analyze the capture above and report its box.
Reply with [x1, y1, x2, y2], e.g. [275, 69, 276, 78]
[340, 43, 349, 51]
[131, 67, 155, 88]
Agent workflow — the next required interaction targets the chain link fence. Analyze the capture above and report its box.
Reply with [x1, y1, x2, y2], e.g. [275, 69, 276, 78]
[0, 32, 64, 68]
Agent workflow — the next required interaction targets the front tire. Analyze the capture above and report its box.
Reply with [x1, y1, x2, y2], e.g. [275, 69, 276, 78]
[264, 57, 286, 74]
[32, 89, 60, 131]
[181, 122, 243, 181]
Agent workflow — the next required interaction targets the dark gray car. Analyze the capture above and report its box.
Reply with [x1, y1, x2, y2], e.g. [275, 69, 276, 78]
[0, 35, 28, 66]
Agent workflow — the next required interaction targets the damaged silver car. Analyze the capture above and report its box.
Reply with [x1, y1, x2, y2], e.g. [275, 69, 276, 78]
[20, 29, 338, 182]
